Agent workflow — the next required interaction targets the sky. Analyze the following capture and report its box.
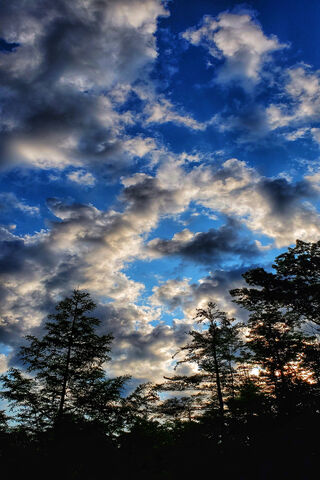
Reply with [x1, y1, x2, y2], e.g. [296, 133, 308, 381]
[1, 0, 320, 384]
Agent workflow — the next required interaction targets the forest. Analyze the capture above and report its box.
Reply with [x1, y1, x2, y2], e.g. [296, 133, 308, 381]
[0, 239, 319, 479]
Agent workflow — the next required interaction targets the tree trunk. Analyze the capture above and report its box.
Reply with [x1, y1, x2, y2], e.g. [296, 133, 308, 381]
[57, 301, 78, 420]
[212, 342, 224, 419]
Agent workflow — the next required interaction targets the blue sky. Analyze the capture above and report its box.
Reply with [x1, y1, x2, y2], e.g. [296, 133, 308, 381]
[1, 0, 320, 382]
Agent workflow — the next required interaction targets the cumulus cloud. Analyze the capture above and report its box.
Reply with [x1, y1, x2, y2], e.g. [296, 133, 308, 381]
[0, 160, 200, 379]
[0, 0, 168, 174]
[267, 66, 320, 134]
[149, 156, 320, 247]
[1, 156, 318, 340]
[0, 160, 200, 347]
[195, 160, 320, 247]
[150, 267, 247, 318]
[88, 301, 188, 382]
[147, 218, 260, 264]
[182, 11, 285, 88]
[67, 169, 96, 186]
[215, 63, 320, 141]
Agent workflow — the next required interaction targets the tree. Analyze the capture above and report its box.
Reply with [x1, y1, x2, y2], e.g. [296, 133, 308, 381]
[0, 290, 128, 431]
[230, 244, 320, 413]
[227, 379, 272, 419]
[242, 307, 310, 413]
[0, 410, 8, 432]
[122, 382, 159, 425]
[156, 394, 204, 422]
[164, 302, 241, 420]
[231, 240, 320, 333]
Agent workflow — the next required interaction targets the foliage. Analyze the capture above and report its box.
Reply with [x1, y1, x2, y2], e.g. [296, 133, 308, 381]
[231, 239, 320, 332]
[0, 290, 128, 432]
[231, 242, 320, 414]
[162, 302, 242, 419]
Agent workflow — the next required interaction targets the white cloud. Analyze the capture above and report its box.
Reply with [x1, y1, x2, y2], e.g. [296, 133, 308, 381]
[285, 128, 308, 141]
[67, 169, 96, 186]
[150, 278, 194, 310]
[152, 157, 320, 247]
[143, 97, 209, 130]
[149, 269, 245, 319]
[182, 11, 285, 88]
[122, 136, 158, 158]
[0, 192, 40, 215]
[0, 354, 8, 374]
[0, 0, 169, 173]
[267, 66, 320, 131]
[311, 128, 320, 145]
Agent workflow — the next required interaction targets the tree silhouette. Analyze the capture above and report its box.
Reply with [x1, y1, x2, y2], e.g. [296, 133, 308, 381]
[163, 302, 241, 420]
[0, 290, 128, 432]
[231, 240, 320, 333]
[231, 250, 320, 414]
[122, 382, 159, 425]
[1, 280, 319, 479]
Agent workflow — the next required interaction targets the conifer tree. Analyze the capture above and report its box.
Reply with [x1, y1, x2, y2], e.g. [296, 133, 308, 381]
[231, 240, 320, 333]
[164, 302, 241, 419]
[0, 290, 128, 431]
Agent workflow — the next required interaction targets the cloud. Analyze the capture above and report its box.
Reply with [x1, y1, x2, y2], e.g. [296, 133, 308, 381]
[0, 159, 199, 378]
[182, 11, 285, 89]
[1, 153, 320, 381]
[150, 156, 320, 247]
[89, 301, 188, 382]
[150, 278, 194, 312]
[256, 178, 316, 215]
[0, 194, 175, 380]
[194, 160, 320, 247]
[150, 267, 248, 318]
[67, 169, 96, 186]
[147, 218, 260, 265]
[267, 66, 320, 131]
[0, 0, 168, 175]
[0, 354, 8, 374]
[285, 127, 309, 141]
[0, 192, 40, 215]
[216, 63, 320, 142]
[311, 128, 320, 145]
[142, 96, 209, 130]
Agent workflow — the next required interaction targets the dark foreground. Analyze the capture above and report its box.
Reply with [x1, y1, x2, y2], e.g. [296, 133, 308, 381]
[1, 413, 319, 480]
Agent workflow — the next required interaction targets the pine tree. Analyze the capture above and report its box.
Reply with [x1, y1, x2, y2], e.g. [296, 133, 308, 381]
[163, 302, 241, 420]
[0, 290, 128, 432]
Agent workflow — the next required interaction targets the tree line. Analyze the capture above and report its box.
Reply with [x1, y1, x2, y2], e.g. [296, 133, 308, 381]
[0, 240, 319, 479]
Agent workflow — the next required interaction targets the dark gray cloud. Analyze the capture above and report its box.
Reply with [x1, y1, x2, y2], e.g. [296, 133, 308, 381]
[148, 218, 260, 265]
[221, 104, 270, 138]
[122, 176, 178, 215]
[257, 178, 316, 216]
